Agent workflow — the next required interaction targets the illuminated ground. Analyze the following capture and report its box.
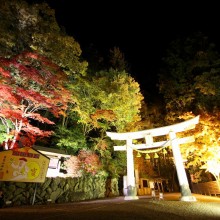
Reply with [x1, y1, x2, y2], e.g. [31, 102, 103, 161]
[0, 193, 220, 220]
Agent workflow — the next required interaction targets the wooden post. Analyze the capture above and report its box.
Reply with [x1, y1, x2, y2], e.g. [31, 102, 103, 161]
[32, 183, 38, 205]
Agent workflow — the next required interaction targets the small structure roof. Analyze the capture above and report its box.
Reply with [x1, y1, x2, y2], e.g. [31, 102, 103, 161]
[33, 145, 71, 158]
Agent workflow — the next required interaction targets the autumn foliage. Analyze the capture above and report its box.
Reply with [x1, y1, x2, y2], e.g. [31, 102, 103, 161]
[78, 149, 102, 175]
[0, 51, 72, 150]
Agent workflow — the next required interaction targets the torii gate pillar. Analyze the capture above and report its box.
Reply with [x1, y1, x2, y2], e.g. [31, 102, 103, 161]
[125, 139, 139, 200]
[169, 131, 196, 201]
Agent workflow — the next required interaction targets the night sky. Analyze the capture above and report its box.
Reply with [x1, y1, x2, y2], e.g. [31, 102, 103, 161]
[35, 1, 220, 97]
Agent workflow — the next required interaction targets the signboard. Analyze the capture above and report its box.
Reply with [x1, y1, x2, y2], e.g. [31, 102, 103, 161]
[0, 147, 50, 183]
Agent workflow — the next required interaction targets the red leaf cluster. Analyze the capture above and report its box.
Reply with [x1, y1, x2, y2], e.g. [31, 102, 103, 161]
[78, 150, 102, 175]
[0, 51, 73, 150]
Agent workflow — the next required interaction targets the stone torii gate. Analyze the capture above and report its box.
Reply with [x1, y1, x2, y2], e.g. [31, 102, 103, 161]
[106, 116, 200, 201]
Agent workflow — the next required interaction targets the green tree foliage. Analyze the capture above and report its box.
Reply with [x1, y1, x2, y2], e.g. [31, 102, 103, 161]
[158, 32, 220, 121]
[84, 45, 129, 74]
[106, 151, 127, 178]
[158, 32, 220, 181]
[129, 98, 166, 133]
[52, 123, 88, 155]
[108, 47, 129, 72]
[0, 0, 87, 76]
[73, 69, 144, 133]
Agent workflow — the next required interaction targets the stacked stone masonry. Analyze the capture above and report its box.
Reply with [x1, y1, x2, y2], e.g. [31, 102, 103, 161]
[0, 176, 119, 206]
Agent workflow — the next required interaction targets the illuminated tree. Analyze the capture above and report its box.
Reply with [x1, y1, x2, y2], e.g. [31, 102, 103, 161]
[0, 0, 87, 76]
[0, 51, 72, 150]
[64, 69, 143, 136]
[184, 112, 220, 183]
[204, 158, 220, 184]
[158, 32, 220, 181]
[98, 70, 143, 132]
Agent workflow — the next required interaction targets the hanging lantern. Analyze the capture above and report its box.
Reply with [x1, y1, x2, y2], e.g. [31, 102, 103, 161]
[162, 148, 167, 160]
[154, 153, 159, 159]
[163, 148, 167, 154]
[145, 153, 150, 160]
[136, 152, 142, 158]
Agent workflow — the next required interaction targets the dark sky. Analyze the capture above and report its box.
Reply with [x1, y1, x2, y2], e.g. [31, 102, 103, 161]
[39, 1, 220, 97]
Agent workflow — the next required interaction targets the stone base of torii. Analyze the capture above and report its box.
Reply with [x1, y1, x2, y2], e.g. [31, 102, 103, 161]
[106, 116, 200, 202]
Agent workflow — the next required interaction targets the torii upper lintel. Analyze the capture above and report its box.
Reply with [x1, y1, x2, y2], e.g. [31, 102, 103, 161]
[106, 115, 199, 140]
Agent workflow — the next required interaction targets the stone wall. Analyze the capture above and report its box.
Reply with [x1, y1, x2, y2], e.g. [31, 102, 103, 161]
[0, 176, 119, 206]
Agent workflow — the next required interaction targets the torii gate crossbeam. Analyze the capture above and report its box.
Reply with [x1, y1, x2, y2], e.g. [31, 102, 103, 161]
[106, 116, 200, 201]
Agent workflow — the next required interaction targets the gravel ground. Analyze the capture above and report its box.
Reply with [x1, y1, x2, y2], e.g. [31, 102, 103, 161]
[0, 193, 220, 220]
[145, 199, 220, 219]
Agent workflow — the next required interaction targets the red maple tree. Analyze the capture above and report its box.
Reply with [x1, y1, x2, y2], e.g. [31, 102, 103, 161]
[0, 51, 73, 150]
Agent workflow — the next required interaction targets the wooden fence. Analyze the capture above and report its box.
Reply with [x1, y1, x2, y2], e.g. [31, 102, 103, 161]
[191, 181, 220, 196]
